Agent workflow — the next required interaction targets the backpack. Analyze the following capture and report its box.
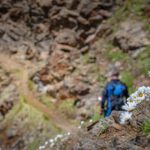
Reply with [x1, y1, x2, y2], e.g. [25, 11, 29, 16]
[107, 81, 126, 110]
[112, 82, 125, 97]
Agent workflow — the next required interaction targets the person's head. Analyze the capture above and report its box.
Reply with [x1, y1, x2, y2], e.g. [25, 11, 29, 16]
[107, 67, 119, 80]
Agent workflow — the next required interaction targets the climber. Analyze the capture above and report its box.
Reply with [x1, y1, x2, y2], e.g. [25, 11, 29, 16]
[99, 67, 129, 117]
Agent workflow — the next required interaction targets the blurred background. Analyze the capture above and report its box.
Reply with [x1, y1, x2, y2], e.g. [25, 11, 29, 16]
[0, 0, 150, 149]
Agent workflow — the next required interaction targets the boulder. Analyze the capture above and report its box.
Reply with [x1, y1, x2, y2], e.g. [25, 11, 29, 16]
[130, 100, 150, 128]
[48, 50, 74, 79]
[0, 0, 115, 56]
[55, 29, 77, 47]
[6, 127, 18, 139]
[0, 68, 18, 118]
[143, 1, 150, 16]
[64, 76, 90, 96]
[36, 0, 52, 7]
[77, 0, 100, 16]
[114, 21, 150, 51]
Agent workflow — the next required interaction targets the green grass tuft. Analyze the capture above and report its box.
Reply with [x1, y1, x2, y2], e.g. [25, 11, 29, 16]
[137, 46, 150, 74]
[27, 139, 40, 150]
[104, 43, 128, 62]
[107, 0, 147, 33]
[40, 95, 54, 109]
[144, 21, 150, 33]
[58, 99, 76, 118]
[130, 0, 146, 15]
[80, 53, 90, 64]
[20, 95, 27, 103]
[142, 119, 150, 135]
[91, 105, 103, 122]
[121, 71, 134, 93]
[28, 80, 35, 90]
[107, 49, 128, 62]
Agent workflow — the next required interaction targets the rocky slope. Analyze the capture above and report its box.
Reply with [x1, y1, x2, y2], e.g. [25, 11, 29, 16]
[0, 0, 150, 149]
[0, 0, 116, 53]
[0, 0, 119, 107]
[50, 98, 150, 150]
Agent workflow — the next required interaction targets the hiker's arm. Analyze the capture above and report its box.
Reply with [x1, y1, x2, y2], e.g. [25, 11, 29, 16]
[124, 85, 129, 98]
[101, 86, 108, 109]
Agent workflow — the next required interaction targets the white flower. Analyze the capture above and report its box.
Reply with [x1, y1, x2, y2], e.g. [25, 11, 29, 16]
[45, 141, 48, 145]
[67, 132, 71, 136]
[148, 71, 150, 77]
[57, 134, 63, 138]
[39, 146, 42, 150]
[120, 86, 150, 124]
[78, 126, 81, 129]
[54, 136, 58, 142]
[130, 93, 138, 101]
[138, 86, 146, 93]
[89, 119, 93, 123]
[127, 97, 134, 103]
[136, 92, 145, 101]
[39, 145, 45, 150]
[122, 101, 137, 111]
[145, 87, 150, 94]
[80, 121, 84, 125]
[50, 143, 54, 148]
[122, 104, 129, 111]
[119, 111, 132, 124]
[49, 139, 54, 143]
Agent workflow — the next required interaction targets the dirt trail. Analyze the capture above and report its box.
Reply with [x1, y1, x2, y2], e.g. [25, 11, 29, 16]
[0, 53, 77, 132]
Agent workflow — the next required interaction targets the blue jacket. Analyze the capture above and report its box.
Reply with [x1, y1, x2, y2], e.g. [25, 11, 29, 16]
[101, 79, 129, 117]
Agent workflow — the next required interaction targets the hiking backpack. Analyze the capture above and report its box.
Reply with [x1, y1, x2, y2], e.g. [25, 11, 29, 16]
[112, 82, 126, 97]
[107, 81, 126, 108]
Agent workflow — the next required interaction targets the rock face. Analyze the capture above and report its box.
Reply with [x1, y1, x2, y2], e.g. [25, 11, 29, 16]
[0, 0, 116, 55]
[130, 100, 150, 129]
[114, 20, 150, 52]
[0, 0, 117, 105]
[143, 1, 150, 16]
[54, 99, 150, 150]
[0, 0, 150, 149]
[0, 67, 18, 119]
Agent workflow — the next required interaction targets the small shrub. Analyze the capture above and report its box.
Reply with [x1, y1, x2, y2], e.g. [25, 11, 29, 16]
[107, 0, 147, 33]
[28, 80, 35, 90]
[137, 46, 150, 74]
[131, 0, 146, 15]
[143, 21, 150, 33]
[27, 139, 40, 150]
[59, 99, 76, 118]
[40, 95, 53, 109]
[91, 105, 103, 122]
[20, 95, 27, 103]
[141, 59, 150, 74]
[104, 43, 128, 62]
[43, 114, 49, 121]
[101, 125, 109, 134]
[107, 49, 127, 62]
[121, 71, 134, 93]
[142, 119, 150, 135]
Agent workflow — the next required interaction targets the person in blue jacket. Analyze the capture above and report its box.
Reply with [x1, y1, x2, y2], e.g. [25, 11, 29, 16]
[100, 68, 129, 117]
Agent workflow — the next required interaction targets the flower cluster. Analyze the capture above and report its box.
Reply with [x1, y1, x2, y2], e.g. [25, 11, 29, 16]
[119, 111, 132, 124]
[38, 119, 93, 149]
[39, 132, 71, 150]
[78, 120, 93, 129]
[122, 86, 150, 111]
[120, 86, 150, 124]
